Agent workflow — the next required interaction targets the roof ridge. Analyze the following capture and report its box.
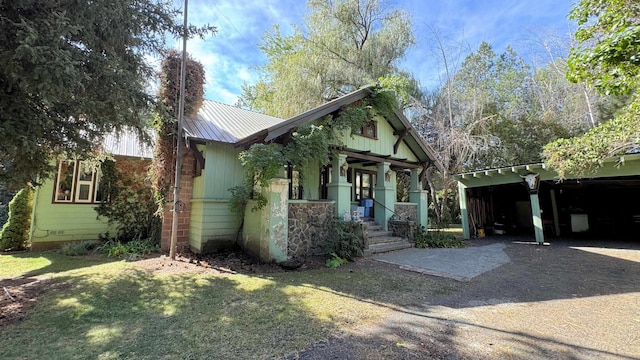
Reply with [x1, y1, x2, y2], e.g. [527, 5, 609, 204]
[200, 99, 284, 120]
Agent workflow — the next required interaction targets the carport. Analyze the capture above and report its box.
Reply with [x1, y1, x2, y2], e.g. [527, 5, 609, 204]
[454, 154, 640, 243]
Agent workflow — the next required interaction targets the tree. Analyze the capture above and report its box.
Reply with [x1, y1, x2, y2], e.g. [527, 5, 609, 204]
[567, 0, 640, 97]
[0, 0, 215, 187]
[544, 0, 640, 176]
[0, 187, 34, 251]
[239, 0, 415, 118]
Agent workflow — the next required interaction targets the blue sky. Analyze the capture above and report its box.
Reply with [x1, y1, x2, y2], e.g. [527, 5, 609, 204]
[174, 0, 575, 104]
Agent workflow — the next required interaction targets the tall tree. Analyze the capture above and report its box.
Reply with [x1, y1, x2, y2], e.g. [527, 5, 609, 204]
[239, 0, 415, 118]
[567, 0, 640, 97]
[544, 0, 640, 178]
[0, 0, 215, 186]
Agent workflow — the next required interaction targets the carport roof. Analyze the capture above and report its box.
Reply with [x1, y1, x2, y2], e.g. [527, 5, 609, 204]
[454, 154, 640, 188]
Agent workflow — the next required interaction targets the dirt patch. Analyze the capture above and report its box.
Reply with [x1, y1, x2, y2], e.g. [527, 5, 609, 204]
[133, 251, 327, 275]
[0, 277, 70, 329]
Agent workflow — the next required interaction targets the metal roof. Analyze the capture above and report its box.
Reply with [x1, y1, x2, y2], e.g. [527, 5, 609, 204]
[102, 129, 154, 159]
[184, 100, 286, 143]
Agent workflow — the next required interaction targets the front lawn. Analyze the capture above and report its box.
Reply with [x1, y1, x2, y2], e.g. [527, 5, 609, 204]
[0, 251, 459, 359]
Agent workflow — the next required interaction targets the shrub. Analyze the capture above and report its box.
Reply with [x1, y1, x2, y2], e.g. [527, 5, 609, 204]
[325, 252, 348, 268]
[59, 240, 101, 256]
[98, 237, 159, 260]
[325, 218, 364, 261]
[95, 159, 161, 243]
[0, 187, 34, 251]
[414, 226, 465, 249]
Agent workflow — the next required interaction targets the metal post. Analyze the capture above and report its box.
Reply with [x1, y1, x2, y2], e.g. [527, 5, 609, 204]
[169, 0, 189, 260]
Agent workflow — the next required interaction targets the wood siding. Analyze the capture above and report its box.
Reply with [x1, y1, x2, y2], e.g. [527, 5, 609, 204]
[30, 177, 115, 248]
[339, 114, 419, 162]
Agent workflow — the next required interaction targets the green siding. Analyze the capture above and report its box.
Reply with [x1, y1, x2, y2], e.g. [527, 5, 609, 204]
[30, 178, 115, 245]
[201, 143, 245, 199]
[339, 114, 419, 162]
[189, 199, 241, 252]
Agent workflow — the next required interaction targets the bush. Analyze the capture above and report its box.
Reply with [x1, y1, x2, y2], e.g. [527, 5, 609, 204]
[325, 218, 364, 261]
[95, 159, 161, 243]
[414, 226, 465, 249]
[98, 237, 159, 260]
[59, 240, 101, 256]
[0, 187, 34, 251]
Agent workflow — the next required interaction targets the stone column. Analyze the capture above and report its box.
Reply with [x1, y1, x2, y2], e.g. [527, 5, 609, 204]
[374, 162, 394, 231]
[259, 178, 290, 262]
[327, 153, 351, 218]
[458, 182, 471, 240]
[409, 168, 429, 229]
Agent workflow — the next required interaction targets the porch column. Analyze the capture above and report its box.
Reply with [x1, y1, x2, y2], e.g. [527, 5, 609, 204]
[409, 168, 429, 229]
[550, 189, 561, 237]
[260, 178, 290, 262]
[530, 193, 545, 244]
[374, 162, 394, 231]
[458, 182, 471, 240]
[327, 153, 351, 218]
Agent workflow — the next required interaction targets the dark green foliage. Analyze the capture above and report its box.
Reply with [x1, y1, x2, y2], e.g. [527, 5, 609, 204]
[98, 237, 159, 260]
[0, 187, 34, 251]
[325, 218, 364, 261]
[414, 226, 465, 249]
[95, 159, 161, 242]
[0, 0, 215, 187]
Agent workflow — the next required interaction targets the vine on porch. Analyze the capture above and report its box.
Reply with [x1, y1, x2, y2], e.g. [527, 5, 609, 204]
[229, 82, 400, 214]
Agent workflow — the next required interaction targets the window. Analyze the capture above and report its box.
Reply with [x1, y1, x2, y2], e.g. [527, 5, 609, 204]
[356, 121, 377, 139]
[286, 165, 303, 200]
[54, 160, 103, 203]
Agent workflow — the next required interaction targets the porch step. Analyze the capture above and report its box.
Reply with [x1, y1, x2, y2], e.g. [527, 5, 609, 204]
[360, 217, 413, 255]
[364, 240, 413, 256]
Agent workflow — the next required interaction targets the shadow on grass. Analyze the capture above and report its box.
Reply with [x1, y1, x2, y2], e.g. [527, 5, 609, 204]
[0, 251, 119, 278]
[0, 267, 342, 359]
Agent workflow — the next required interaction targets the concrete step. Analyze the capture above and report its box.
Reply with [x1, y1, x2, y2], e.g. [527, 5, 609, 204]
[367, 231, 393, 238]
[364, 224, 383, 232]
[368, 235, 405, 245]
[364, 241, 413, 256]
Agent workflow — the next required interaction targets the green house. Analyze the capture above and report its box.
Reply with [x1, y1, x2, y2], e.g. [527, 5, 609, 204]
[29, 132, 154, 250]
[162, 86, 440, 261]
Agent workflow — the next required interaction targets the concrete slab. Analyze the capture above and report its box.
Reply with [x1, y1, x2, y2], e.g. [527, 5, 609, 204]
[371, 243, 511, 281]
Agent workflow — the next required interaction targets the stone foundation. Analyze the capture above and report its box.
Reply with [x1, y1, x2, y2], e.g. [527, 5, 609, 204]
[388, 220, 416, 242]
[288, 201, 335, 258]
[394, 203, 418, 222]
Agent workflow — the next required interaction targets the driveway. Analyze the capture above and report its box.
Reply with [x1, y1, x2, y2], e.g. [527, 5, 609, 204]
[372, 242, 511, 281]
[295, 237, 640, 359]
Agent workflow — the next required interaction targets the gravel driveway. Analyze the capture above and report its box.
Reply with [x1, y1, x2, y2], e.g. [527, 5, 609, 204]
[294, 238, 640, 359]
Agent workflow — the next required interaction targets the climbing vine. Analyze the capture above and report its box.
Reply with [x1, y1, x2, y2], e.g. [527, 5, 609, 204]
[152, 51, 205, 213]
[229, 83, 400, 213]
[543, 105, 640, 179]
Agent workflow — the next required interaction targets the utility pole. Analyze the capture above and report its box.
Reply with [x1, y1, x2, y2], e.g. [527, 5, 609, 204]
[169, 0, 189, 260]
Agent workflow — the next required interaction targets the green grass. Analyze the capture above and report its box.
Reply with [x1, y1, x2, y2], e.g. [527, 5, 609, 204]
[0, 252, 461, 359]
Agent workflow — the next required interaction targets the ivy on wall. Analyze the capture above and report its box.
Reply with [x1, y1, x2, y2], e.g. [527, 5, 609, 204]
[152, 51, 205, 212]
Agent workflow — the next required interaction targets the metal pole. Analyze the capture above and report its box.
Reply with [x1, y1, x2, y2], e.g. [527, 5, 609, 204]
[169, 0, 189, 260]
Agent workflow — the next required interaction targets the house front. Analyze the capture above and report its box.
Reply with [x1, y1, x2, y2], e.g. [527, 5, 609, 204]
[162, 86, 440, 261]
